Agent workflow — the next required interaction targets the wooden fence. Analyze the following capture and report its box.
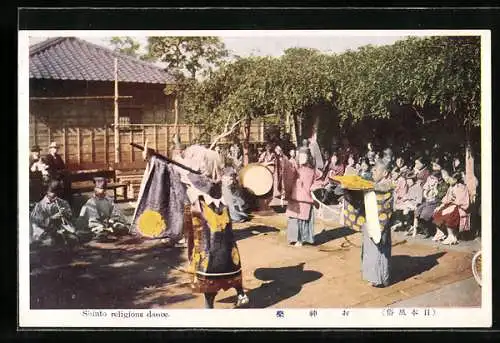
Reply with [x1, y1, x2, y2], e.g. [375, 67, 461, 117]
[30, 123, 266, 171]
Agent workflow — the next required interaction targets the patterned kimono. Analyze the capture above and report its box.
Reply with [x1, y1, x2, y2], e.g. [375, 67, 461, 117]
[343, 178, 393, 286]
[78, 195, 128, 233]
[30, 195, 73, 244]
[184, 180, 243, 294]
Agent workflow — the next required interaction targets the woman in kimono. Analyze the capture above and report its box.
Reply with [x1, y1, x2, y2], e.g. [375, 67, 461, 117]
[320, 151, 345, 205]
[283, 147, 323, 247]
[143, 144, 249, 308]
[432, 171, 470, 245]
[413, 161, 449, 238]
[343, 154, 358, 176]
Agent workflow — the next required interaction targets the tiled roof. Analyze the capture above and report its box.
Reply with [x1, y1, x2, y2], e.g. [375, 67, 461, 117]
[29, 37, 175, 84]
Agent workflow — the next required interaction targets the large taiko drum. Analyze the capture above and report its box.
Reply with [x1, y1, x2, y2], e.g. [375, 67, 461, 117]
[239, 163, 273, 197]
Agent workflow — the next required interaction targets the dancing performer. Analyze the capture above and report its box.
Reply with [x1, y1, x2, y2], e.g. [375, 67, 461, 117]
[337, 159, 394, 287]
[141, 143, 249, 308]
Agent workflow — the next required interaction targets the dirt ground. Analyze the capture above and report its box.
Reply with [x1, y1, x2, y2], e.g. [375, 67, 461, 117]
[29, 206, 481, 310]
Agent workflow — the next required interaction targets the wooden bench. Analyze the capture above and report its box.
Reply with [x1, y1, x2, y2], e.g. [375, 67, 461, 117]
[67, 169, 128, 202]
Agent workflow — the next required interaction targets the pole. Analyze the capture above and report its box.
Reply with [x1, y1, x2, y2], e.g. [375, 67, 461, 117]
[130, 143, 201, 174]
[174, 94, 179, 138]
[114, 58, 120, 164]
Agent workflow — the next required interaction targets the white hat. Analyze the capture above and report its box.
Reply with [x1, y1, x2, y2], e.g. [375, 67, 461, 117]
[48, 142, 59, 149]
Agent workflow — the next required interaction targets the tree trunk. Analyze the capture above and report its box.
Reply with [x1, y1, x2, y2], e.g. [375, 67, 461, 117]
[291, 112, 299, 147]
[464, 123, 477, 204]
[243, 116, 251, 166]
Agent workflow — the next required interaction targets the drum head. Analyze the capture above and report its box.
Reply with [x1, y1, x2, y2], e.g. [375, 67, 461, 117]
[239, 164, 273, 196]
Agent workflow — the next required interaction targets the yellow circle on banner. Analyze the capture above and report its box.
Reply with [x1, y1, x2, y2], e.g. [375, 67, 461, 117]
[137, 210, 166, 238]
[357, 216, 366, 225]
[347, 204, 354, 212]
[384, 192, 392, 200]
[379, 213, 387, 221]
[232, 247, 240, 265]
[349, 214, 356, 222]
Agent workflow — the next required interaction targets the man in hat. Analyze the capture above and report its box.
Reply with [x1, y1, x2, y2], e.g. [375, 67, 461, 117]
[77, 177, 129, 237]
[45, 142, 66, 180]
[30, 145, 49, 177]
[30, 145, 50, 204]
[30, 180, 75, 247]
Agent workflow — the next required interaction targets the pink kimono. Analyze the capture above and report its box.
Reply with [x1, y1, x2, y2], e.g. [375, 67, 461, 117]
[393, 176, 408, 211]
[283, 159, 323, 220]
[434, 183, 471, 232]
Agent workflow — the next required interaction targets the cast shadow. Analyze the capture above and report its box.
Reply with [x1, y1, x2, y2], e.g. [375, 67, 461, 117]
[390, 252, 447, 284]
[217, 262, 322, 308]
[29, 235, 187, 309]
[313, 226, 357, 246]
[232, 225, 280, 241]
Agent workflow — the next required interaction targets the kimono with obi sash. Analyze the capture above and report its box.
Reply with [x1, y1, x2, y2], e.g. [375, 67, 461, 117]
[184, 180, 243, 294]
[432, 183, 470, 232]
[282, 158, 323, 244]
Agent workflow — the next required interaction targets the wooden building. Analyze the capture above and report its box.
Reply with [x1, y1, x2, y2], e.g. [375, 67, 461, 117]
[29, 37, 182, 170]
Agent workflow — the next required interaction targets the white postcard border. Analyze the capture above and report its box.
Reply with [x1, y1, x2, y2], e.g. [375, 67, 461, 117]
[18, 29, 492, 328]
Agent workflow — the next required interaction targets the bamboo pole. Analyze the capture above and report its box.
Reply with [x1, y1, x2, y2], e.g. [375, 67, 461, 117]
[114, 58, 120, 164]
[30, 96, 133, 100]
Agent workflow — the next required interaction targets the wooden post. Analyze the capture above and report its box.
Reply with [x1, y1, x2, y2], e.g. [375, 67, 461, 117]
[154, 125, 158, 151]
[62, 127, 67, 162]
[91, 129, 95, 163]
[104, 125, 108, 165]
[77, 127, 81, 165]
[32, 115, 38, 146]
[114, 58, 120, 164]
[165, 126, 170, 156]
[174, 94, 179, 137]
[130, 129, 134, 162]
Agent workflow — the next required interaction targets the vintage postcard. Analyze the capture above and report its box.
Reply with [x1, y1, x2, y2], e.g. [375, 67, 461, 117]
[18, 29, 491, 328]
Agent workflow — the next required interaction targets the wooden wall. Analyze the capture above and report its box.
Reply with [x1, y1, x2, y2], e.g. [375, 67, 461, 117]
[29, 123, 266, 171]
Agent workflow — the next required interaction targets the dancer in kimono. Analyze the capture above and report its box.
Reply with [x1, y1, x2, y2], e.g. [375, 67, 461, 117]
[340, 159, 394, 287]
[30, 180, 77, 247]
[143, 143, 249, 308]
[282, 147, 322, 247]
[78, 177, 129, 237]
[432, 171, 470, 245]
